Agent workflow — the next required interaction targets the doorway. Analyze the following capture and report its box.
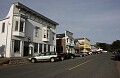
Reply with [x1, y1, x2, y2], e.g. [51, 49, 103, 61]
[23, 42, 29, 56]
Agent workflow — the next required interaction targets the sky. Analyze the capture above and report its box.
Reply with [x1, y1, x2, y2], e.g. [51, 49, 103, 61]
[0, 0, 120, 44]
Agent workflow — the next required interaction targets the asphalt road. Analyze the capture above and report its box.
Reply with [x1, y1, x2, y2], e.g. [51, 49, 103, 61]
[0, 53, 119, 78]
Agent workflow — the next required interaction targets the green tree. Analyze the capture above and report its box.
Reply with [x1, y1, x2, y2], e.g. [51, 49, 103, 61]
[111, 40, 120, 51]
[96, 42, 112, 51]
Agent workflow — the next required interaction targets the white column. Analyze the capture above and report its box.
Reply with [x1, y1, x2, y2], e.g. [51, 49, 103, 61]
[42, 44, 44, 53]
[38, 43, 39, 53]
[46, 44, 48, 52]
[21, 41, 24, 57]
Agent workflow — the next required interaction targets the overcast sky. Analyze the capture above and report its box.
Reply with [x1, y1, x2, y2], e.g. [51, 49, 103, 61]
[0, 0, 120, 44]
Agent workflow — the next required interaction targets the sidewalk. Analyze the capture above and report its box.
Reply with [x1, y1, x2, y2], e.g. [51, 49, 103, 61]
[116, 61, 120, 78]
[0, 57, 30, 66]
[0, 58, 10, 65]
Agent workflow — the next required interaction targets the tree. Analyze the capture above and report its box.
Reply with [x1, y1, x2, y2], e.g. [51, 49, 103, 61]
[111, 40, 120, 51]
[96, 42, 112, 51]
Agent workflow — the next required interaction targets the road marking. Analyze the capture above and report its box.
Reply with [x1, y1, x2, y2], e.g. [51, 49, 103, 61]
[68, 59, 94, 70]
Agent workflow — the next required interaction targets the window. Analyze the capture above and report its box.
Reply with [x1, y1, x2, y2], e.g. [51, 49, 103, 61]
[45, 52, 50, 56]
[14, 40, 20, 53]
[20, 21, 24, 32]
[34, 43, 38, 53]
[67, 38, 69, 43]
[48, 45, 50, 52]
[39, 44, 42, 53]
[15, 21, 18, 31]
[2, 23, 5, 33]
[47, 29, 49, 39]
[53, 37, 54, 40]
[53, 33, 55, 40]
[44, 44, 46, 52]
[50, 52, 55, 55]
[43, 29, 49, 39]
[44, 30, 47, 38]
[54, 47, 55, 52]
[35, 27, 39, 37]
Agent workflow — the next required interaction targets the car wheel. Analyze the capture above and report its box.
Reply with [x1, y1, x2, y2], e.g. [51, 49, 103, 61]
[71, 56, 74, 59]
[50, 58, 55, 62]
[61, 57, 64, 61]
[31, 58, 36, 63]
[80, 55, 82, 57]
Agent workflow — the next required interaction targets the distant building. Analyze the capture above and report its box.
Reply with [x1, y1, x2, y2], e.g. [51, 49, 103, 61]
[0, 2, 58, 57]
[91, 45, 98, 52]
[75, 37, 91, 52]
[74, 39, 81, 53]
[56, 30, 75, 53]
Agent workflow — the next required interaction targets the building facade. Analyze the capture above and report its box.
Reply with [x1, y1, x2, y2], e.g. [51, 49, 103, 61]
[0, 2, 58, 57]
[76, 37, 91, 52]
[74, 39, 81, 53]
[56, 30, 75, 53]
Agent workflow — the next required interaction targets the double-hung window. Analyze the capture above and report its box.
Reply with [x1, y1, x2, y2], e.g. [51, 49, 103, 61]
[44, 30, 47, 38]
[15, 21, 18, 31]
[2, 22, 5, 33]
[35, 27, 39, 37]
[20, 21, 24, 32]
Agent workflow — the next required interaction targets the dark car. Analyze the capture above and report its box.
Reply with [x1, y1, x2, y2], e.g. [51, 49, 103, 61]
[57, 53, 66, 61]
[66, 53, 75, 59]
[80, 52, 88, 57]
[57, 52, 75, 60]
[115, 50, 120, 60]
[74, 52, 81, 57]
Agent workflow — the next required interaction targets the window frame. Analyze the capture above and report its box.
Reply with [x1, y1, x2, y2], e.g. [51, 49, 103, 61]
[2, 22, 5, 33]
[39, 43, 42, 53]
[14, 40, 20, 53]
[34, 43, 38, 53]
[35, 27, 39, 37]
[15, 21, 19, 31]
[19, 20, 24, 32]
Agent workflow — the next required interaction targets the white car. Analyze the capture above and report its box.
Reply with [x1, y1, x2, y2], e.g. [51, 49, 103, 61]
[103, 51, 107, 53]
[28, 52, 59, 63]
[88, 52, 93, 55]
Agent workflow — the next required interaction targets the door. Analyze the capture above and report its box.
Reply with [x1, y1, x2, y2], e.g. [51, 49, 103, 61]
[42, 52, 50, 60]
[24, 42, 29, 56]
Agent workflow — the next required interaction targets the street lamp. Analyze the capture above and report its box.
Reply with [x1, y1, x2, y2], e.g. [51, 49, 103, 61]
[28, 37, 32, 56]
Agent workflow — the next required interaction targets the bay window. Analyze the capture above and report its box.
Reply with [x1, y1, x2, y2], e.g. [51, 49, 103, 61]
[20, 20, 24, 32]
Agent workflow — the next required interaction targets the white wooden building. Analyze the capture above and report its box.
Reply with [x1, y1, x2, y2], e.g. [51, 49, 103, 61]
[0, 2, 58, 57]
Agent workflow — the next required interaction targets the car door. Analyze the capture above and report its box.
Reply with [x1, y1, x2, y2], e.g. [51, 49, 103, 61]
[42, 52, 50, 60]
[35, 53, 44, 61]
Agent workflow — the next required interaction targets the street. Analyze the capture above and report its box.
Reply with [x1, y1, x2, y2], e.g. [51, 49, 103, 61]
[0, 53, 119, 78]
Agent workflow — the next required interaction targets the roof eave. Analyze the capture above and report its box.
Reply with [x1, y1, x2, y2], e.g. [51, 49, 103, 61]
[14, 2, 59, 26]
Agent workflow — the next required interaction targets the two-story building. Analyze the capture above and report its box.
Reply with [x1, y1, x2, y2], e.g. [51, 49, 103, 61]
[75, 37, 91, 52]
[74, 39, 81, 53]
[0, 2, 58, 58]
[56, 30, 75, 53]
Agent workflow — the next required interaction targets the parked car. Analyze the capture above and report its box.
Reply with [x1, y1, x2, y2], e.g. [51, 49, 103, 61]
[66, 53, 75, 59]
[57, 53, 66, 61]
[115, 50, 120, 60]
[80, 52, 88, 57]
[88, 52, 93, 55]
[74, 52, 81, 57]
[28, 52, 59, 63]
[57, 53, 75, 60]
